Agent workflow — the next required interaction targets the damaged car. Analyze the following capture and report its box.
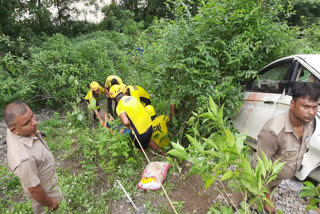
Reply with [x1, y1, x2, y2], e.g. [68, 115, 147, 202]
[234, 54, 320, 181]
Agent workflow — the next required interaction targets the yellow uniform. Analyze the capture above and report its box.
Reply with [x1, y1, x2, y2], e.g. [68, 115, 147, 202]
[126, 85, 151, 106]
[116, 96, 151, 134]
[105, 75, 123, 116]
[151, 115, 170, 148]
[105, 75, 123, 89]
[84, 87, 104, 106]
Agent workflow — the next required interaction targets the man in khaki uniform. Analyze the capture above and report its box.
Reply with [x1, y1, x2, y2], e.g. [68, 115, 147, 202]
[4, 101, 63, 213]
[252, 82, 319, 212]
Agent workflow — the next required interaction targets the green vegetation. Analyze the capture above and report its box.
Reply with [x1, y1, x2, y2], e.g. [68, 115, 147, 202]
[0, 31, 136, 110]
[2, 0, 320, 212]
[169, 97, 285, 213]
[299, 181, 320, 211]
[1, 113, 171, 213]
[2, 0, 320, 115]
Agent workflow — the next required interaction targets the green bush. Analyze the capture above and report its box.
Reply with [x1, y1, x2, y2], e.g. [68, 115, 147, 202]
[131, 0, 298, 122]
[299, 181, 320, 211]
[100, 3, 144, 35]
[296, 22, 320, 53]
[169, 96, 285, 212]
[0, 49, 36, 111]
[0, 31, 136, 109]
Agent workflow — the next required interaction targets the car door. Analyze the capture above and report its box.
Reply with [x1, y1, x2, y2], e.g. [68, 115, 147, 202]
[272, 59, 303, 115]
[234, 59, 296, 139]
[283, 61, 320, 180]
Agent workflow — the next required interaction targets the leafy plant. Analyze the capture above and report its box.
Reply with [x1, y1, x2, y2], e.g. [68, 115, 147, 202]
[100, 2, 144, 34]
[168, 96, 285, 212]
[0, 165, 20, 192]
[208, 202, 233, 214]
[299, 181, 320, 211]
[95, 124, 133, 170]
[0, 164, 33, 213]
[127, 0, 299, 143]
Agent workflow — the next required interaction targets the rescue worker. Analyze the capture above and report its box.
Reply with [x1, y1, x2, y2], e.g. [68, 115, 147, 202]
[109, 84, 167, 156]
[145, 105, 175, 148]
[124, 84, 151, 106]
[84, 81, 104, 125]
[232, 82, 319, 213]
[104, 75, 123, 117]
[4, 101, 63, 213]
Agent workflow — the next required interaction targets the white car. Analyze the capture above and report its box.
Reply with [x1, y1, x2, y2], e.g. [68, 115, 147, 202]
[234, 54, 320, 182]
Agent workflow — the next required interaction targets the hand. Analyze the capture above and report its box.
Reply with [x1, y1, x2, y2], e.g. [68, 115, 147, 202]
[48, 198, 59, 210]
[104, 113, 109, 122]
[170, 103, 176, 116]
[100, 121, 106, 127]
[104, 89, 110, 97]
[108, 113, 114, 121]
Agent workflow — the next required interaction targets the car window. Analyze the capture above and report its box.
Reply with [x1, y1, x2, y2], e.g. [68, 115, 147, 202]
[251, 63, 290, 93]
[296, 67, 320, 83]
[296, 67, 320, 96]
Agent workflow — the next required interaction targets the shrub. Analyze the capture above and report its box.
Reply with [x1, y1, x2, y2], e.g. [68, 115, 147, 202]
[131, 0, 298, 122]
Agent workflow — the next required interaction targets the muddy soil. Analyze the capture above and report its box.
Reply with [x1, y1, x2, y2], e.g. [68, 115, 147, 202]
[110, 162, 219, 214]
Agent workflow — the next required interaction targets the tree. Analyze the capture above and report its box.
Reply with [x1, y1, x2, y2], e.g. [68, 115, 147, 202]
[118, 0, 177, 25]
[0, 1, 22, 36]
[0, 0, 53, 38]
[100, 2, 143, 34]
[288, 0, 320, 26]
[50, 0, 77, 25]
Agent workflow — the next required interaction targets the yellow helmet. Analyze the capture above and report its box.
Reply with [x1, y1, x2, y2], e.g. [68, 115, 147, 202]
[105, 75, 123, 89]
[109, 83, 126, 99]
[90, 81, 101, 91]
[145, 105, 156, 117]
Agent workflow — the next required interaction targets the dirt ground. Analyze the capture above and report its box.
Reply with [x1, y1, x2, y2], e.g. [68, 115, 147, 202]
[109, 160, 219, 214]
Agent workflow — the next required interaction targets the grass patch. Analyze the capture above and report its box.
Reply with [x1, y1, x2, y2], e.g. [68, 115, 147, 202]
[1, 115, 177, 213]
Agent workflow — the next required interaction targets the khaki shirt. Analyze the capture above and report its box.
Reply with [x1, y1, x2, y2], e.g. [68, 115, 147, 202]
[6, 129, 63, 205]
[253, 110, 313, 182]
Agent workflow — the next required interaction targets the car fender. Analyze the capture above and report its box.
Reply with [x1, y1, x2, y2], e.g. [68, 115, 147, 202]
[295, 115, 320, 180]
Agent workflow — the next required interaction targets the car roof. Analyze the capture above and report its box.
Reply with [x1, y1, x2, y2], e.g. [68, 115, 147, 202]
[261, 54, 320, 76]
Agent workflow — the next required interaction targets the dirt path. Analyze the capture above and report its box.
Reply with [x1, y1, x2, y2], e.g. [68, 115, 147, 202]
[110, 162, 219, 214]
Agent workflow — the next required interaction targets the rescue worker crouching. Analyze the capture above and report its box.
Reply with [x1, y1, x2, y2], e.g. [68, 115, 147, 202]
[84, 81, 104, 126]
[104, 75, 123, 117]
[109, 84, 167, 156]
[124, 84, 152, 106]
[145, 105, 175, 148]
